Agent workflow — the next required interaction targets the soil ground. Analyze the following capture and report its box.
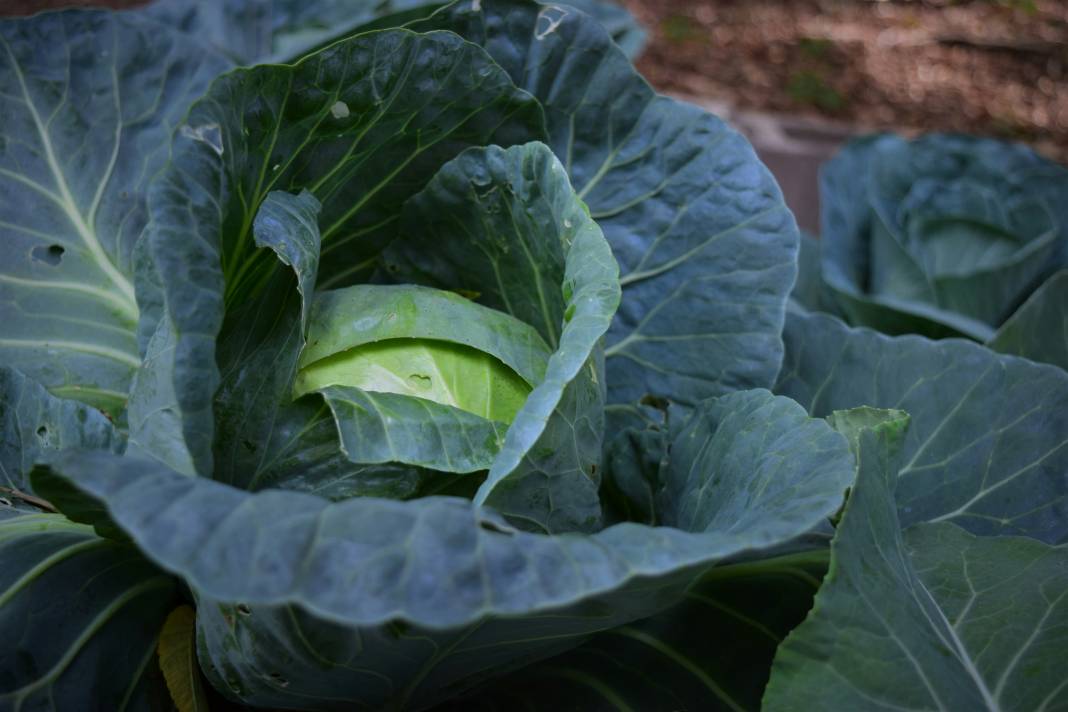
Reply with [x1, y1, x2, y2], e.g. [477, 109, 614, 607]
[622, 0, 1068, 164]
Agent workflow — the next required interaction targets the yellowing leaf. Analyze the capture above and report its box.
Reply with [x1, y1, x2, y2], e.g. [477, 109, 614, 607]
[158, 605, 209, 712]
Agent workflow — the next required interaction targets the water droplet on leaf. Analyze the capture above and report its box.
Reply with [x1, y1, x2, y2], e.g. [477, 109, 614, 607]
[330, 100, 350, 119]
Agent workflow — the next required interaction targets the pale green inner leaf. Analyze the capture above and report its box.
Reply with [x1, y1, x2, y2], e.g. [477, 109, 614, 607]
[294, 338, 532, 424]
[910, 217, 1027, 277]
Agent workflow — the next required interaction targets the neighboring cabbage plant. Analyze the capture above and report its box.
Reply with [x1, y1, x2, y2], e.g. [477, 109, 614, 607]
[799, 133, 1068, 372]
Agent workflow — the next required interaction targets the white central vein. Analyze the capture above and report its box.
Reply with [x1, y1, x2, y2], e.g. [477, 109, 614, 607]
[0, 273, 136, 320]
[0, 338, 140, 368]
[3, 39, 138, 315]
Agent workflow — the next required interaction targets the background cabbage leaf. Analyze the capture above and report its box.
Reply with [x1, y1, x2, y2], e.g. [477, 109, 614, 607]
[988, 268, 1068, 372]
[776, 311, 1068, 544]
[763, 406, 1068, 712]
[815, 133, 1068, 357]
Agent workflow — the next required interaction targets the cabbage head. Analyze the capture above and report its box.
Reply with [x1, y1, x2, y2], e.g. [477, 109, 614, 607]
[0, 1, 838, 709]
[7, 3, 1064, 710]
[807, 133, 1068, 371]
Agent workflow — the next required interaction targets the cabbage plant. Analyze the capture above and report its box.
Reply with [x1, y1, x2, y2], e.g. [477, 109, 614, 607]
[801, 133, 1068, 372]
[2, 2, 1066, 711]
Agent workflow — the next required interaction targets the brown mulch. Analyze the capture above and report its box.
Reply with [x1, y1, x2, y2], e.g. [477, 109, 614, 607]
[623, 0, 1068, 164]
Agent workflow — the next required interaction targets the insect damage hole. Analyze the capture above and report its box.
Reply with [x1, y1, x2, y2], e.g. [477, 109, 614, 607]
[180, 122, 224, 156]
[535, 5, 568, 40]
[31, 244, 64, 265]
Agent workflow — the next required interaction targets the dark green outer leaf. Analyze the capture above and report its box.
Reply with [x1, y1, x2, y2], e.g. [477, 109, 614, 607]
[451, 550, 828, 712]
[790, 231, 824, 313]
[131, 28, 545, 476]
[0, 11, 229, 416]
[563, 0, 647, 59]
[211, 274, 306, 488]
[776, 310, 1068, 544]
[389, 141, 620, 532]
[40, 391, 853, 628]
[988, 269, 1068, 373]
[194, 584, 695, 711]
[764, 407, 1068, 712]
[0, 366, 121, 493]
[601, 406, 668, 526]
[143, 0, 272, 64]
[211, 189, 331, 492]
[661, 389, 852, 542]
[321, 386, 508, 473]
[252, 189, 321, 331]
[147, 0, 645, 66]
[34, 388, 853, 709]
[412, 0, 798, 407]
[145, 0, 442, 64]
[0, 511, 176, 711]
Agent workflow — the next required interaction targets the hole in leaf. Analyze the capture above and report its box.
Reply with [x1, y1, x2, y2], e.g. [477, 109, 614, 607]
[0, 497, 12, 508]
[639, 394, 670, 412]
[387, 621, 410, 638]
[242, 439, 257, 453]
[474, 182, 498, 200]
[36, 426, 48, 438]
[407, 374, 432, 390]
[236, 603, 252, 616]
[268, 672, 290, 688]
[31, 244, 64, 265]
[180, 122, 223, 156]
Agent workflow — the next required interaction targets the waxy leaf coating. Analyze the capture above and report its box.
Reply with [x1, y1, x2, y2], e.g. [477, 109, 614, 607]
[33, 388, 854, 709]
